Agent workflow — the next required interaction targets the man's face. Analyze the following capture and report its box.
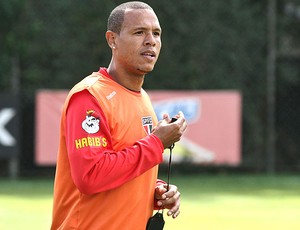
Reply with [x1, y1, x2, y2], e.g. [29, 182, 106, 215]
[114, 9, 162, 76]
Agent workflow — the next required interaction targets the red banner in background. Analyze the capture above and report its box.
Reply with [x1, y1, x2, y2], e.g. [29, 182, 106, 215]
[149, 91, 241, 165]
[35, 90, 67, 165]
[35, 90, 242, 166]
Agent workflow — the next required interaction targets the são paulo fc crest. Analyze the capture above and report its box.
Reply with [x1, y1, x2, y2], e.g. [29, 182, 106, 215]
[142, 116, 153, 135]
[82, 110, 100, 134]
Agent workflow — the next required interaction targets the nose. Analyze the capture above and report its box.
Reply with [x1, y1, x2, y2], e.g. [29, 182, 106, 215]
[144, 33, 156, 47]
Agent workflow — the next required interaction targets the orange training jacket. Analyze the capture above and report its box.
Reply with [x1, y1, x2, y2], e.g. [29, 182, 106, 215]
[51, 68, 165, 230]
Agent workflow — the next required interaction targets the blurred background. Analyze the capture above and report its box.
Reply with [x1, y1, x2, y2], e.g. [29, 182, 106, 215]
[1, 0, 300, 229]
[1, 0, 299, 176]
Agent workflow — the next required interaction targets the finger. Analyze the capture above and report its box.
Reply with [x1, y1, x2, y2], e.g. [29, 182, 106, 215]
[175, 115, 187, 133]
[171, 209, 180, 219]
[162, 113, 170, 121]
[163, 184, 177, 196]
[158, 190, 180, 207]
[175, 115, 186, 128]
[155, 186, 167, 199]
[178, 111, 185, 118]
[167, 198, 180, 218]
[181, 120, 187, 132]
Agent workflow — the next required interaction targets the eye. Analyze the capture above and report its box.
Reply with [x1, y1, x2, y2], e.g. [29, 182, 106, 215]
[153, 31, 161, 37]
[135, 31, 144, 35]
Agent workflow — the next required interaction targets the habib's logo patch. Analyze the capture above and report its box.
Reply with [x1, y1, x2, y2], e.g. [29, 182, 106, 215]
[142, 116, 153, 135]
[82, 110, 100, 134]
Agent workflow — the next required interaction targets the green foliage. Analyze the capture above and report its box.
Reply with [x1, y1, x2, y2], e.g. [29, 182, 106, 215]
[19, 0, 114, 90]
[0, 0, 24, 89]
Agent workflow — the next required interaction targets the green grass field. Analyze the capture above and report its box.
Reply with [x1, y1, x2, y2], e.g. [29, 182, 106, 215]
[0, 174, 300, 230]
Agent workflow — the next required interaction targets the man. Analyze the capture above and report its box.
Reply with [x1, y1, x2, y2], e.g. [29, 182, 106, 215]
[51, 1, 187, 229]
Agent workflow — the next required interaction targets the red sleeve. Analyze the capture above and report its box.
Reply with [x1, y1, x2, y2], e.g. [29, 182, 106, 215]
[65, 90, 164, 195]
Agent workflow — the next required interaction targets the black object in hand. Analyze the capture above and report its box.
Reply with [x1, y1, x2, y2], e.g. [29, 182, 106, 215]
[146, 211, 165, 230]
[170, 117, 177, 123]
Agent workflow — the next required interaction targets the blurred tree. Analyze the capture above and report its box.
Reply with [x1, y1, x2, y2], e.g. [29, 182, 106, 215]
[276, 0, 300, 171]
[19, 0, 114, 92]
[145, 0, 268, 170]
[0, 0, 24, 90]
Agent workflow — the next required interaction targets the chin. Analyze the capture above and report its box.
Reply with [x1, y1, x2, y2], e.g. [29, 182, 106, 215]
[137, 66, 154, 75]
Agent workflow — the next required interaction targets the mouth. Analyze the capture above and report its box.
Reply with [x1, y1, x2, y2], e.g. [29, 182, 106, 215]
[141, 50, 156, 58]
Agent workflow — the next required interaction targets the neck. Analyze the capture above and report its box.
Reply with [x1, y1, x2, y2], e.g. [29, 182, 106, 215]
[107, 63, 145, 92]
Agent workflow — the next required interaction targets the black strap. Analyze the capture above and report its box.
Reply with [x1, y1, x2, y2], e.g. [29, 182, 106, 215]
[166, 143, 174, 191]
[146, 144, 174, 230]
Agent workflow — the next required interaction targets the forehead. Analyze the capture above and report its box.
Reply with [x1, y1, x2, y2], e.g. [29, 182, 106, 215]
[122, 9, 161, 31]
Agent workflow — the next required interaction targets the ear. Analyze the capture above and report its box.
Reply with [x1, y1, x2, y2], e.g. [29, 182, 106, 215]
[106, 30, 117, 49]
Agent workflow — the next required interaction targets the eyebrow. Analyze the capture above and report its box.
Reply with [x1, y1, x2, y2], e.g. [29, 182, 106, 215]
[133, 26, 162, 33]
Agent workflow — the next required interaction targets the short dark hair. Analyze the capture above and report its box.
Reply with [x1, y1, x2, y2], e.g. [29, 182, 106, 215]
[107, 1, 153, 34]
